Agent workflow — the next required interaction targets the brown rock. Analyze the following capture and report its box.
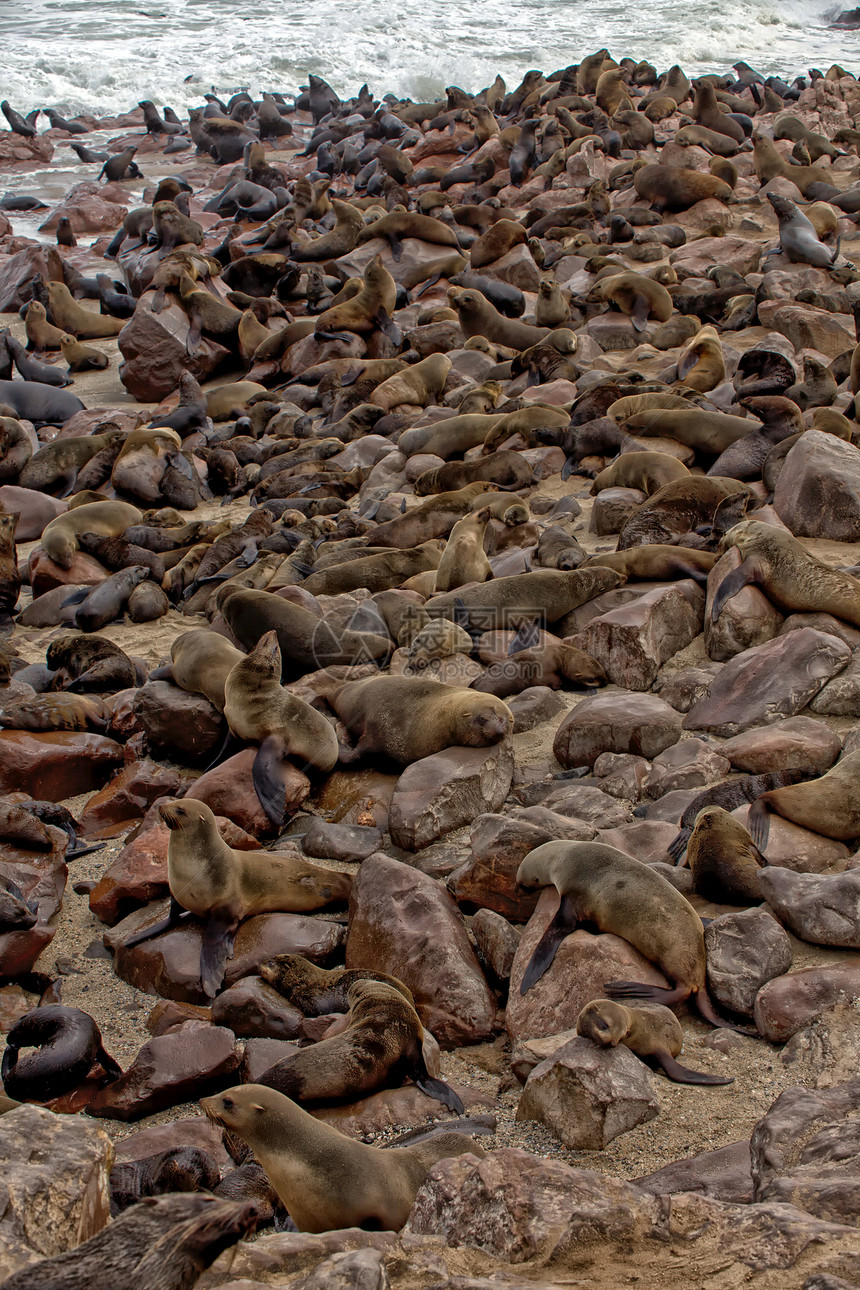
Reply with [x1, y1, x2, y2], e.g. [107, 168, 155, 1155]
[581, 583, 703, 690]
[210, 976, 304, 1039]
[731, 805, 849, 874]
[118, 300, 230, 401]
[589, 487, 646, 535]
[388, 741, 514, 852]
[86, 1021, 240, 1122]
[756, 301, 855, 360]
[311, 1083, 493, 1138]
[0, 246, 50, 313]
[535, 783, 632, 828]
[508, 687, 566, 733]
[0, 731, 123, 800]
[705, 547, 784, 661]
[40, 195, 127, 235]
[645, 738, 731, 798]
[79, 759, 191, 836]
[312, 767, 398, 829]
[670, 235, 762, 276]
[346, 853, 496, 1047]
[132, 680, 226, 763]
[553, 692, 682, 768]
[28, 548, 107, 598]
[516, 1037, 660, 1149]
[758, 868, 860, 947]
[189, 748, 310, 837]
[720, 717, 842, 774]
[654, 664, 721, 713]
[754, 963, 860, 1042]
[112, 1115, 231, 1169]
[301, 818, 382, 861]
[704, 908, 793, 1017]
[471, 908, 520, 981]
[597, 820, 678, 866]
[0, 846, 67, 977]
[684, 629, 851, 736]
[774, 431, 860, 540]
[810, 650, 860, 716]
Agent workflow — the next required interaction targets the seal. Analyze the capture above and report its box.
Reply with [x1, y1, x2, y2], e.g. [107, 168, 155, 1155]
[712, 520, 860, 628]
[581, 546, 717, 582]
[589, 271, 673, 331]
[45, 282, 126, 338]
[201, 1083, 483, 1232]
[633, 164, 733, 211]
[124, 798, 353, 996]
[371, 483, 500, 548]
[223, 631, 339, 823]
[330, 675, 512, 765]
[163, 628, 245, 711]
[0, 1194, 258, 1289]
[413, 450, 536, 495]
[516, 840, 749, 1030]
[425, 565, 625, 628]
[110, 1147, 221, 1214]
[620, 408, 757, 454]
[257, 979, 464, 1112]
[24, 301, 66, 351]
[0, 379, 84, 427]
[766, 192, 841, 267]
[747, 750, 860, 850]
[448, 287, 551, 349]
[1, 1005, 122, 1103]
[314, 254, 399, 343]
[589, 451, 689, 496]
[0, 511, 20, 625]
[576, 999, 733, 1085]
[40, 500, 142, 568]
[677, 325, 726, 391]
[46, 634, 138, 692]
[665, 768, 819, 862]
[0, 421, 33, 482]
[617, 476, 752, 549]
[19, 429, 123, 496]
[433, 507, 493, 592]
[60, 334, 110, 372]
[258, 953, 411, 1014]
[66, 566, 150, 633]
[472, 632, 606, 697]
[300, 542, 444, 598]
[684, 805, 766, 903]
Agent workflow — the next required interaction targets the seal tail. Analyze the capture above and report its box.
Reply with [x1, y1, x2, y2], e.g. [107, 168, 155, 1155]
[519, 893, 578, 995]
[655, 1052, 734, 1085]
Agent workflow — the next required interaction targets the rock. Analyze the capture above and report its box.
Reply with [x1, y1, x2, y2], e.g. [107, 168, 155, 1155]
[516, 1037, 660, 1149]
[388, 741, 514, 852]
[112, 1115, 232, 1169]
[108, 906, 344, 1005]
[0, 1105, 112, 1282]
[758, 868, 860, 947]
[118, 300, 230, 401]
[0, 731, 124, 800]
[241, 1037, 303, 1083]
[704, 909, 793, 1017]
[210, 976, 304, 1039]
[471, 909, 520, 981]
[670, 235, 762, 276]
[78, 759, 191, 836]
[780, 1000, 860, 1089]
[507, 686, 565, 733]
[597, 820, 679, 867]
[311, 1082, 492, 1138]
[553, 692, 682, 767]
[654, 664, 721, 713]
[506, 888, 668, 1042]
[28, 548, 107, 598]
[779, 612, 860, 650]
[536, 782, 632, 828]
[0, 846, 67, 977]
[447, 810, 596, 921]
[581, 583, 703, 690]
[40, 194, 127, 234]
[756, 301, 855, 360]
[633, 1140, 753, 1203]
[189, 748, 310, 837]
[754, 964, 860, 1042]
[86, 1021, 240, 1121]
[132, 680, 226, 763]
[589, 487, 646, 534]
[0, 246, 50, 312]
[480, 243, 541, 292]
[0, 984, 39, 1033]
[731, 805, 849, 874]
[705, 547, 784, 660]
[301, 818, 382, 861]
[346, 853, 496, 1047]
[593, 752, 651, 801]
[684, 629, 851, 736]
[720, 717, 842, 774]
[405, 1148, 657, 1262]
[645, 738, 731, 798]
[774, 431, 860, 540]
[810, 650, 860, 716]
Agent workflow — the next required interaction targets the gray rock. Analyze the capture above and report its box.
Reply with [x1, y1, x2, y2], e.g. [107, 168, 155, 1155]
[388, 741, 514, 851]
[554, 692, 682, 767]
[774, 430, 860, 540]
[720, 717, 842, 775]
[758, 868, 860, 947]
[581, 582, 704, 691]
[705, 908, 793, 1017]
[633, 1139, 753, 1203]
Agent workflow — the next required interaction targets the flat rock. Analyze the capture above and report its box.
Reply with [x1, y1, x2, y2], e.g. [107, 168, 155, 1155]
[758, 868, 860, 947]
[633, 1139, 753, 1203]
[705, 908, 793, 1017]
[589, 487, 646, 534]
[516, 1036, 660, 1149]
[112, 1115, 231, 1169]
[754, 963, 860, 1042]
[301, 818, 382, 861]
[388, 741, 514, 851]
[684, 629, 851, 736]
[132, 680, 226, 763]
[554, 692, 682, 767]
[346, 853, 496, 1047]
[0, 731, 124, 800]
[720, 717, 842, 774]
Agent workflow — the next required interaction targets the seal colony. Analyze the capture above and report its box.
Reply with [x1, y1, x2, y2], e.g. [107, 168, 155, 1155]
[3, 47, 860, 1286]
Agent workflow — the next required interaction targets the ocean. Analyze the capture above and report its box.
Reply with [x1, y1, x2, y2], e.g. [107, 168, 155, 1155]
[1, 0, 859, 119]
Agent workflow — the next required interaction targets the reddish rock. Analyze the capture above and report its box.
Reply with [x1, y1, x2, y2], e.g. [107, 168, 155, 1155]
[0, 848, 67, 977]
[241, 1037, 303, 1083]
[684, 629, 851, 736]
[705, 547, 784, 661]
[346, 853, 496, 1047]
[704, 909, 793, 1017]
[754, 963, 860, 1041]
[720, 717, 841, 775]
[388, 742, 514, 851]
[86, 1022, 240, 1121]
[28, 548, 107, 598]
[670, 235, 762, 276]
[535, 783, 632, 828]
[189, 748, 310, 837]
[0, 245, 50, 312]
[506, 888, 669, 1043]
[311, 1083, 494, 1139]
[112, 1116, 232, 1169]
[0, 731, 123, 800]
[210, 976, 304, 1039]
[758, 868, 860, 947]
[553, 692, 682, 768]
[589, 487, 646, 535]
[132, 681, 226, 763]
[731, 805, 849, 874]
[118, 301, 230, 402]
[654, 665, 721, 713]
[581, 583, 703, 690]
[472, 908, 520, 981]
[78, 760, 192, 837]
[508, 686, 566, 733]
[39, 196, 127, 235]
[756, 301, 855, 360]
[645, 739, 731, 798]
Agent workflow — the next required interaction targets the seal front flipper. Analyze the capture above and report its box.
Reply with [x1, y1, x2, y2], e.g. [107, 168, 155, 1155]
[710, 558, 759, 621]
[415, 1074, 465, 1114]
[631, 293, 650, 332]
[375, 309, 402, 345]
[561, 456, 577, 481]
[655, 1051, 734, 1085]
[124, 896, 191, 947]
[386, 233, 403, 262]
[668, 827, 691, 865]
[200, 914, 238, 998]
[186, 318, 203, 356]
[252, 733, 292, 828]
[747, 798, 771, 852]
[520, 893, 578, 995]
[508, 618, 541, 655]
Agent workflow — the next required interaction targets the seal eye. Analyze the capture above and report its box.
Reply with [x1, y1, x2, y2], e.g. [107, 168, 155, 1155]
[222, 1096, 235, 1110]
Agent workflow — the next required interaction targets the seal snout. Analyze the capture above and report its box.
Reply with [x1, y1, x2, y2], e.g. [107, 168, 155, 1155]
[159, 800, 184, 830]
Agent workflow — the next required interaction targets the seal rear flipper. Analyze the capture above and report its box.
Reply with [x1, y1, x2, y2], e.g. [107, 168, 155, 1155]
[630, 294, 650, 332]
[124, 896, 191, 947]
[66, 841, 106, 860]
[200, 915, 238, 998]
[386, 233, 403, 262]
[747, 798, 771, 852]
[252, 734, 292, 828]
[695, 987, 758, 1036]
[710, 558, 757, 621]
[561, 456, 577, 481]
[603, 981, 690, 1006]
[655, 1051, 734, 1085]
[668, 828, 691, 866]
[95, 1043, 124, 1082]
[315, 329, 354, 343]
[519, 893, 578, 995]
[415, 1074, 465, 1114]
[148, 663, 176, 682]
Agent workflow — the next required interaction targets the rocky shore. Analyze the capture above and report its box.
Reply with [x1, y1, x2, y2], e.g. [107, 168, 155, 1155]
[1, 53, 860, 1290]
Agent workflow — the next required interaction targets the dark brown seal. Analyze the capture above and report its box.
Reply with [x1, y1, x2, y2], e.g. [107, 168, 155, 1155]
[1, 1005, 122, 1102]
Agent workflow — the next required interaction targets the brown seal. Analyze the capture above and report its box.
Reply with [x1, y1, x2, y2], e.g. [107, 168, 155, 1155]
[223, 631, 339, 824]
[60, 335, 109, 372]
[426, 565, 625, 628]
[1, 1005, 122, 1103]
[369, 354, 451, 412]
[589, 271, 673, 331]
[300, 542, 444, 597]
[472, 631, 605, 698]
[165, 628, 245, 710]
[201, 1083, 483, 1232]
[371, 483, 500, 548]
[433, 507, 493, 592]
[46, 634, 137, 691]
[19, 429, 124, 496]
[0, 512, 19, 624]
[752, 133, 830, 197]
[516, 840, 750, 1030]
[314, 254, 399, 343]
[576, 999, 733, 1084]
[109, 1147, 220, 1214]
[0, 1194, 257, 1289]
[712, 520, 860, 628]
[685, 806, 765, 903]
[677, 325, 726, 392]
[258, 953, 410, 1014]
[589, 451, 689, 496]
[448, 287, 551, 349]
[257, 979, 463, 1111]
[45, 282, 126, 338]
[40, 500, 142, 568]
[331, 674, 512, 765]
[747, 751, 860, 851]
[124, 799, 352, 996]
[582, 546, 717, 582]
[633, 164, 733, 212]
[413, 450, 535, 495]
[0, 692, 107, 733]
[617, 476, 752, 549]
[24, 301, 66, 351]
[620, 407, 757, 454]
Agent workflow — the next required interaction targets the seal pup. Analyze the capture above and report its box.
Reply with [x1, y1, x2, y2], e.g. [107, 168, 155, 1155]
[257, 979, 464, 1112]
[1, 1005, 122, 1103]
[201, 1084, 483, 1232]
[516, 841, 750, 1031]
[433, 507, 493, 592]
[223, 631, 339, 824]
[576, 1000, 733, 1085]
[259, 954, 413, 1013]
[685, 806, 766, 903]
[124, 799, 352, 996]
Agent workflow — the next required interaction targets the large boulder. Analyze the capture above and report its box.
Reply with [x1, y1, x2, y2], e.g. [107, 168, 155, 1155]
[704, 908, 793, 1017]
[553, 692, 682, 768]
[388, 742, 514, 851]
[118, 301, 230, 401]
[580, 583, 703, 690]
[774, 431, 860, 540]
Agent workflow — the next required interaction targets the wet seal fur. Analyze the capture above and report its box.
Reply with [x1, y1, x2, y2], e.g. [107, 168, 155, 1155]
[1, 1005, 122, 1103]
